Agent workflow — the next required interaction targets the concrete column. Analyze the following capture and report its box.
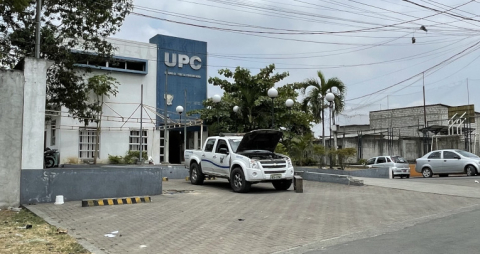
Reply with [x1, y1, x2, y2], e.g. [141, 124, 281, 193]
[164, 130, 169, 163]
[194, 131, 199, 150]
[0, 69, 24, 208]
[21, 58, 54, 170]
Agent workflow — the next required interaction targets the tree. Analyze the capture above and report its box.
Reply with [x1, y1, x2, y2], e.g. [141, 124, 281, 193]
[1, 0, 132, 122]
[329, 148, 356, 170]
[294, 70, 346, 153]
[189, 64, 313, 134]
[0, 0, 29, 12]
[86, 74, 119, 164]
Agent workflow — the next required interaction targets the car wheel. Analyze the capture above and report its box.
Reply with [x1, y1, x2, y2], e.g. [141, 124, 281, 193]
[272, 180, 292, 190]
[190, 163, 205, 185]
[466, 165, 477, 176]
[422, 168, 433, 178]
[392, 174, 395, 179]
[406, 175, 410, 179]
[230, 167, 251, 193]
[45, 158, 55, 168]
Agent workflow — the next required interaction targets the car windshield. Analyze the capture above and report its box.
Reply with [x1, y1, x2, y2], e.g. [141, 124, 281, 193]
[455, 150, 479, 158]
[228, 139, 242, 153]
[391, 156, 407, 163]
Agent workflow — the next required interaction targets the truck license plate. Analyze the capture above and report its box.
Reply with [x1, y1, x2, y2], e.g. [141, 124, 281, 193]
[270, 174, 282, 179]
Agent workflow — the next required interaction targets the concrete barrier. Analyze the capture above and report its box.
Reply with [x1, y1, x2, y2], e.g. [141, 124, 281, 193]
[301, 172, 364, 186]
[296, 167, 390, 179]
[21, 166, 162, 204]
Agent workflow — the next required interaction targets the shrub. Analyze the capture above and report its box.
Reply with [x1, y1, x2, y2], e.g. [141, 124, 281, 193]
[124, 150, 148, 164]
[108, 155, 123, 164]
[358, 158, 367, 165]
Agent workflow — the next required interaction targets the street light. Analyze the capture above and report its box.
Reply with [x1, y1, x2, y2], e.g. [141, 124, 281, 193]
[212, 94, 221, 132]
[326, 92, 335, 168]
[233, 105, 240, 132]
[285, 99, 294, 130]
[268, 87, 278, 128]
[176, 105, 184, 162]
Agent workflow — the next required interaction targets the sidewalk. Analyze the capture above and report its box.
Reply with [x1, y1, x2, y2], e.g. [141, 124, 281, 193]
[26, 179, 480, 254]
[356, 177, 480, 199]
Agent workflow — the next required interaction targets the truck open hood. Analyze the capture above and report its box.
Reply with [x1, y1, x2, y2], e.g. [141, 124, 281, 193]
[236, 129, 283, 153]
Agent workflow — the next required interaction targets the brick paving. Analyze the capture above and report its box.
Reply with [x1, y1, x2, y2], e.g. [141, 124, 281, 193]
[27, 179, 480, 254]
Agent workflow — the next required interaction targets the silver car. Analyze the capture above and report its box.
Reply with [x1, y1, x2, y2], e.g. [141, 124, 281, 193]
[366, 155, 410, 178]
[415, 149, 480, 178]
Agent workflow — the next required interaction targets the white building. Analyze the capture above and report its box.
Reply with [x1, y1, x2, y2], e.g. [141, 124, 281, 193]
[45, 35, 208, 165]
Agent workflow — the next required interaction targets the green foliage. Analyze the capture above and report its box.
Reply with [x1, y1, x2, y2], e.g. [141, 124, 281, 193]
[188, 64, 313, 133]
[108, 154, 123, 164]
[274, 143, 289, 157]
[1, 0, 132, 122]
[286, 133, 324, 166]
[0, 0, 29, 12]
[123, 150, 148, 164]
[85, 74, 119, 124]
[329, 148, 357, 170]
[358, 158, 367, 165]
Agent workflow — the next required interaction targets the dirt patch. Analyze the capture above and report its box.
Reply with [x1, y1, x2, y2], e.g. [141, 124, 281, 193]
[0, 208, 89, 253]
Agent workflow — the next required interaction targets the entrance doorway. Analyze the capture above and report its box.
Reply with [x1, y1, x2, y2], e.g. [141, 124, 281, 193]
[168, 130, 183, 164]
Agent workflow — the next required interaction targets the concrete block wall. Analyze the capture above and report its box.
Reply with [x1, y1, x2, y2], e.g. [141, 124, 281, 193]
[370, 105, 449, 137]
[0, 70, 24, 209]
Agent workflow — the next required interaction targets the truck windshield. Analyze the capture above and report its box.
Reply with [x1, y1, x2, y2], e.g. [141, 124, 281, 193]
[228, 139, 241, 153]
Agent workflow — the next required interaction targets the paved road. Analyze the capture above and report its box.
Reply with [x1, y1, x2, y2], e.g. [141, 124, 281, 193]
[27, 179, 480, 254]
[305, 207, 480, 254]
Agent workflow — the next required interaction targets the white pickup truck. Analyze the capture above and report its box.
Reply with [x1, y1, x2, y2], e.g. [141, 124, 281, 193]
[184, 129, 295, 193]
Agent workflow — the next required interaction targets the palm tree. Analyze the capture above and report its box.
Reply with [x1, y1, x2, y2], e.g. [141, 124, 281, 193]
[295, 70, 346, 152]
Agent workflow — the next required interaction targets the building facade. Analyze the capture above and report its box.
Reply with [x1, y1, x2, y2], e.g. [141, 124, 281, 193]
[45, 35, 208, 165]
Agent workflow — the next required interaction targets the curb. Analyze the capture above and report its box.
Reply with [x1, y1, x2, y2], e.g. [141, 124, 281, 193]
[81, 196, 151, 207]
[185, 176, 216, 181]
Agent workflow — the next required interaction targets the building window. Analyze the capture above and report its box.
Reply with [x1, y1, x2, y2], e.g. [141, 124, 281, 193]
[50, 120, 56, 146]
[72, 51, 148, 74]
[129, 130, 147, 151]
[79, 128, 98, 159]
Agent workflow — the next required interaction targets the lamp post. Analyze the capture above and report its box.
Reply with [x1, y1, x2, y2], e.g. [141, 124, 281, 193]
[176, 105, 184, 162]
[268, 87, 278, 129]
[233, 105, 240, 132]
[212, 94, 221, 133]
[325, 92, 335, 169]
[285, 99, 294, 130]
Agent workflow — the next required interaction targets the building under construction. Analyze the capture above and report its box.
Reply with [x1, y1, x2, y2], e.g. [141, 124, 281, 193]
[332, 104, 480, 162]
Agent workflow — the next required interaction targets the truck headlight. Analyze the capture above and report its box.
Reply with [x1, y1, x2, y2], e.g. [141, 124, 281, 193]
[286, 158, 293, 168]
[250, 159, 259, 169]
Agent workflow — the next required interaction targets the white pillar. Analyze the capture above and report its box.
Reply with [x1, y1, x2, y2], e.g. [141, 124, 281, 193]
[194, 131, 199, 150]
[164, 130, 170, 163]
[22, 58, 54, 169]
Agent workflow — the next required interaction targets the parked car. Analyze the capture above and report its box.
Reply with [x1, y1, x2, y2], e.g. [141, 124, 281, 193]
[415, 149, 480, 178]
[366, 155, 410, 178]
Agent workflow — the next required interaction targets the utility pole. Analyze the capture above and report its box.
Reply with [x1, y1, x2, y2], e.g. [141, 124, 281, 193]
[139, 84, 143, 163]
[422, 72, 428, 154]
[184, 89, 187, 150]
[467, 78, 471, 152]
[164, 70, 169, 163]
[35, 0, 42, 58]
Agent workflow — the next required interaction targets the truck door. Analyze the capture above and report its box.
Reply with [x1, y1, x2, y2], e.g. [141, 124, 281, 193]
[212, 139, 231, 175]
[201, 138, 217, 174]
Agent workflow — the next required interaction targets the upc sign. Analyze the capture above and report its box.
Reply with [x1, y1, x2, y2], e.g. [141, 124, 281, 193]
[164, 52, 201, 70]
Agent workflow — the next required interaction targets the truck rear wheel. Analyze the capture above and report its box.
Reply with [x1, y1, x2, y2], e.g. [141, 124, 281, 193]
[272, 180, 292, 190]
[230, 167, 251, 193]
[190, 163, 204, 185]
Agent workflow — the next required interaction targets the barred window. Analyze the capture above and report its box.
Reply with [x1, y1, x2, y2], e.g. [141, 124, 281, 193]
[51, 120, 56, 146]
[129, 130, 147, 151]
[79, 128, 98, 159]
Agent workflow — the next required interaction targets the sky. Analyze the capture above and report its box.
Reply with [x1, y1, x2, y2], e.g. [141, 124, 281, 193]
[112, 0, 480, 137]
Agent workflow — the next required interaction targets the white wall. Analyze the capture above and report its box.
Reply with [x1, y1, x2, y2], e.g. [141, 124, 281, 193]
[56, 38, 160, 164]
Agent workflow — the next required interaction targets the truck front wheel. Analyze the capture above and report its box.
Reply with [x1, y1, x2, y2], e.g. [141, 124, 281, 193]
[272, 180, 292, 190]
[190, 163, 205, 185]
[230, 167, 251, 193]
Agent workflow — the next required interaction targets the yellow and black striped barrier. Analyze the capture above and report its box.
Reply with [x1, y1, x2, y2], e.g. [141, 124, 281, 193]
[82, 196, 151, 207]
[162, 177, 169, 181]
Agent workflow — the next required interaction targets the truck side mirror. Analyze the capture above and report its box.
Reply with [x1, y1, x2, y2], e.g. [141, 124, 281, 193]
[219, 148, 229, 155]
